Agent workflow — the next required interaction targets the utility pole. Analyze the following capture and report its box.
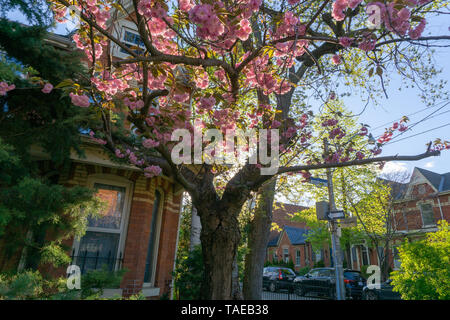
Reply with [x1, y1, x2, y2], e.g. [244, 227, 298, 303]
[323, 138, 346, 300]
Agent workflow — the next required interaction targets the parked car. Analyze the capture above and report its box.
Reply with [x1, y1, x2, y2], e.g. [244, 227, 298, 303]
[262, 266, 297, 292]
[362, 279, 402, 300]
[293, 268, 366, 299]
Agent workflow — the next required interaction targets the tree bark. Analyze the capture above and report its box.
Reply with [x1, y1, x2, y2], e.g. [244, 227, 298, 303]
[189, 206, 201, 252]
[242, 179, 276, 299]
[197, 202, 242, 300]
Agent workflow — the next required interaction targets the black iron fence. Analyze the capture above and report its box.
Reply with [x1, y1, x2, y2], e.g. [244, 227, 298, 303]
[173, 281, 328, 300]
[70, 249, 123, 274]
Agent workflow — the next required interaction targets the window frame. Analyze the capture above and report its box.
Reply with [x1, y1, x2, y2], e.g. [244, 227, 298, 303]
[360, 244, 370, 266]
[111, 19, 145, 59]
[282, 247, 289, 263]
[419, 202, 436, 227]
[143, 188, 165, 287]
[295, 249, 301, 266]
[71, 174, 133, 273]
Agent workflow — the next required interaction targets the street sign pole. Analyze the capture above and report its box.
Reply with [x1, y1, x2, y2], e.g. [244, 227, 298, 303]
[324, 139, 346, 300]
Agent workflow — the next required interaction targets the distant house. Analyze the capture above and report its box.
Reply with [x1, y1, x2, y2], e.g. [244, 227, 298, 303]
[349, 167, 450, 272]
[266, 203, 332, 271]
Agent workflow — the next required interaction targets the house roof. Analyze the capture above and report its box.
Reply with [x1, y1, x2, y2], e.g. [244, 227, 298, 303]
[416, 167, 443, 190]
[283, 225, 309, 245]
[267, 234, 279, 247]
[267, 202, 309, 247]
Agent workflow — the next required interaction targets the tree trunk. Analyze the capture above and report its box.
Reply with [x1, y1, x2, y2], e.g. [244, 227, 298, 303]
[197, 203, 242, 300]
[189, 206, 201, 251]
[231, 253, 243, 299]
[242, 179, 276, 299]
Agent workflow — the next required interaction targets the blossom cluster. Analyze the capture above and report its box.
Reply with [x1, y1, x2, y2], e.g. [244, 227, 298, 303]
[0, 82, 15, 96]
[69, 92, 90, 108]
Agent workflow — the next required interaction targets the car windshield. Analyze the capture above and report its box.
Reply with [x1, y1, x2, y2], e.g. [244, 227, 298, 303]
[344, 271, 362, 280]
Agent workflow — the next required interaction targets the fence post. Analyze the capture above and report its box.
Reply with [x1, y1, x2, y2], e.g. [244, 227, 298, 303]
[94, 250, 99, 270]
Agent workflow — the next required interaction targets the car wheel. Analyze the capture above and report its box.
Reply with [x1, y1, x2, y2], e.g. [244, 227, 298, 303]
[295, 284, 305, 296]
[364, 291, 378, 300]
[269, 281, 277, 293]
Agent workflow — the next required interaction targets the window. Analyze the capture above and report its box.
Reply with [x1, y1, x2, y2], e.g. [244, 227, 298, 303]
[420, 203, 435, 226]
[393, 246, 401, 269]
[319, 269, 331, 277]
[351, 246, 358, 265]
[144, 190, 163, 285]
[281, 268, 295, 276]
[361, 245, 370, 266]
[377, 246, 384, 264]
[283, 248, 289, 263]
[272, 250, 277, 262]
[418, 185, 426, 195]
[73, 179, 131, 274]
[309, 269, 320, 277]
[120, 29, 145, 55]
[295, 249, 301, 266]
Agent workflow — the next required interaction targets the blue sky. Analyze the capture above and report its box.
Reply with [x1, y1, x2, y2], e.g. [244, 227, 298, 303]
[6, 8, 450, 177]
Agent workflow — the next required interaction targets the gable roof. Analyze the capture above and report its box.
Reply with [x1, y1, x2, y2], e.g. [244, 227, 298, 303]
[416, 167, 443, 190]
[442, 172, 450, 192]
[267, 234, 279, 247]
[283, 225, 309, 245]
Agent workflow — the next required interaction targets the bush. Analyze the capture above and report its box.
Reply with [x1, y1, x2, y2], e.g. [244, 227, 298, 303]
[390, 221, 450, 300]
[360, 265, 371, 279]
[173, 245, 204, 300]
[79, 266, 128, 299]
[264, 259, 295, 270]
[314, 260, 325, 267]
[0, 267, 128, 300]
[297, 267, 311, 276]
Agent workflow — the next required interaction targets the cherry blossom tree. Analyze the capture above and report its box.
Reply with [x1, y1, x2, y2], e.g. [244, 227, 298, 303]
[3, 0, 449, 299]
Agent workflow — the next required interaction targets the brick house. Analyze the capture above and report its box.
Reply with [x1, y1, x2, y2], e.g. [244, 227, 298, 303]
[348, 167, 450, 272]
[266, 203, 332, 272]
[16, 8, 188, 299]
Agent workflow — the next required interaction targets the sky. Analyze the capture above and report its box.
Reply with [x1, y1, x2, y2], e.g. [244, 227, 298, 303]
[6, 6, 450, 180]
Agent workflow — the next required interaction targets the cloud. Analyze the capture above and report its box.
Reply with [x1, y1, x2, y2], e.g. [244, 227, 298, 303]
[380, 162, 409, 175]
[424, 161, 435, 168]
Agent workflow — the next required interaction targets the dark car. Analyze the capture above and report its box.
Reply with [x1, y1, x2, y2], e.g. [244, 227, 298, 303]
[262, 266, 297, 292]
[293, 268, 366, 299]
[362, 279, 402, 300]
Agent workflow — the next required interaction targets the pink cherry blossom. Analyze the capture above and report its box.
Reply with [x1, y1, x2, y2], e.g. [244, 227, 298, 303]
[144, 165, 162, 178]
[339, 37, 353, 48]
[69, 92, 90, 108]
[331, 54, 342, 65]
[142, 138, 160, 148]
[0, 82, 15, 96]
[42, 83, 53, 94]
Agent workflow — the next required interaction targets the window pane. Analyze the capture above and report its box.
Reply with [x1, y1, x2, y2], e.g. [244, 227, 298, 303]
[361, 246, 369, 266]
[88, 183, 126, 229]
[344, 271, 361, 280]
[76, 231, 120, 274]
[420, 204, 435, 226]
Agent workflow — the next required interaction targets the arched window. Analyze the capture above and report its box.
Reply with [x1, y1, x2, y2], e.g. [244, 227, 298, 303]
[72, 175, 133, 275]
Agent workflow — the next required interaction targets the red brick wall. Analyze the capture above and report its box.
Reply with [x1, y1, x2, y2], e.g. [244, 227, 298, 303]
[28, 162, 182, 299]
